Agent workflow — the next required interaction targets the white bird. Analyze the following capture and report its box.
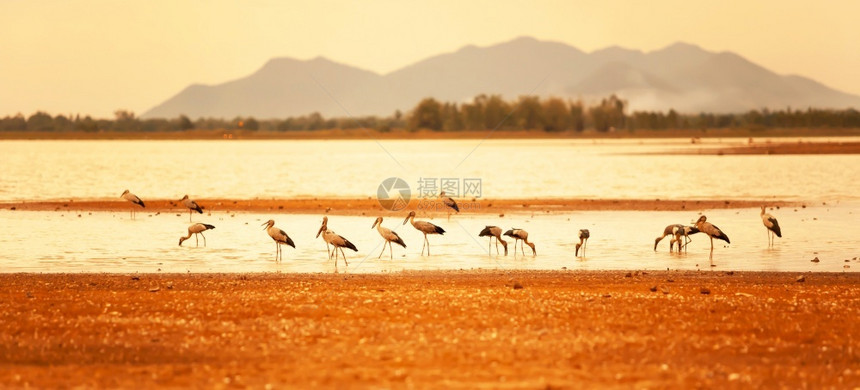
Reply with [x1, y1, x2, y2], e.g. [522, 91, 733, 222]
[694, 215, 730, 261]
[654, 224, 700, 252]
[120, 189, 145, 219]
[479, 225, 507, 255]
[316, 216, 357, 267]
[760, 206, 782, 247]
[504, 228, 536, 256]
[440, 191, 459, 220]
[575, 229, 590, 257]
[372, 217, 406, 259]
[181, 195, 203, 222]
[179, 223, 215, 247]
[403, 211, 445, 255]
[262, 219, 295, 262]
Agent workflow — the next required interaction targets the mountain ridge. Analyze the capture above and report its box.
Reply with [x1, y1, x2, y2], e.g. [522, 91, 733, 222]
[142, 37, 860, 119]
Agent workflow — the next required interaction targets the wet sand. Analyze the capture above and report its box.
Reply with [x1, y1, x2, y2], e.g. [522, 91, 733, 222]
[0, 271, 857, 388]
[1, 197, 798, 216]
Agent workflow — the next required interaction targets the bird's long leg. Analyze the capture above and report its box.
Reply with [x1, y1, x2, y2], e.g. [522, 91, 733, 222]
[195, 233, 199, 247]
[495, 237, 500, 255]
[421, 234, 427, 256]
[487, 238, 492, 256]
[389, 241, 394, 260]
[340, 248, 348, 266]
[425, 234, 431, 256]
[378, 240, 386, 259]
[201, 232, 207, 247]
[326, 242, 332, 259]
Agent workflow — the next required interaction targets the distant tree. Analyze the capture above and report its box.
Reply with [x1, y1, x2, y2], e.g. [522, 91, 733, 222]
[408, 98, 443, 131]
[483, 95, 510, 130]
[178, 115, 195, 131]
[516, 96, 543, 130]
[27, 111, 54, 131]
[542, 97, 571, 132]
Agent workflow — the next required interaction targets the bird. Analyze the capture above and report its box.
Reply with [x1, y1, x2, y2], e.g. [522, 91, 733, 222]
[181, 195, 203, 222]
[403, 211, 445, 255]
[179, 223, 215, 247]
[575, 229, 590, 257]
[504, 228, 536, 256]
[760, 206, 782, 247]
[372, 217, 406, 259]
[262, 219, 295, 262]
[694, 215, 730, 261]
[120, 189, 145, 219]
[440, 191, 459, 220]
[479, 226, 507, 255]
[654, 224, 700, 252]
[315, 216, 357, 267]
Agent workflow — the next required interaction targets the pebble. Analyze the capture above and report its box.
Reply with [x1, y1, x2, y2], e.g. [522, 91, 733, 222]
[796, 276, 806, 283]
[700, 288, 711, 295]
[810, 257, 820, 263]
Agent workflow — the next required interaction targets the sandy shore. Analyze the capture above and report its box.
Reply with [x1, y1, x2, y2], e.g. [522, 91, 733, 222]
[1, 197, 799, 215]
[660, 140, 860, 155]
[0, 271, 857, 388]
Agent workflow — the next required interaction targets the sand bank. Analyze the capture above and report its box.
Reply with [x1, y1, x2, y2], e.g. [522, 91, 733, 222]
[0, 197, 799, 215]
[0, 271, 857, 388]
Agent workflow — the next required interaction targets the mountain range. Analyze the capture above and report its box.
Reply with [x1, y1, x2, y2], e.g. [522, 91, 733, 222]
[142, 37, 860, 119]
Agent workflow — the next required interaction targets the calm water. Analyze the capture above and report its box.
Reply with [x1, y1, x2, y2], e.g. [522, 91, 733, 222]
[0, 138, 858, 273]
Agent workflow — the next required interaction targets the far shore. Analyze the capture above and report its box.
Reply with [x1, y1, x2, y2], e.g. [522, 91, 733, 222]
[2, 127, 859, 141]
[1, 197, 800, 215]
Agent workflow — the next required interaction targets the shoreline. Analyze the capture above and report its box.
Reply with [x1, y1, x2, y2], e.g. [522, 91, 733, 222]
[0, 197, 801, 214]
[1, 270, 857, 388]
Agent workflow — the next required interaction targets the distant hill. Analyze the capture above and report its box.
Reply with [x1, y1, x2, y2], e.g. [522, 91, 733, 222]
[142, 37, 860, 119]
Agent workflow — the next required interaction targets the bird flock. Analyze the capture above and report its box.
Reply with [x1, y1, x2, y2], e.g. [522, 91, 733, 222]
[121, 189, 784, 267]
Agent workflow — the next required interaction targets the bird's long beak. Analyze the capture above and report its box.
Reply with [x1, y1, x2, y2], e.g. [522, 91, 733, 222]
[261, 222, 268, 229]
[402, 217, 409, 225]
[316, 225, 324, 238]
[371, 220, 378, 229]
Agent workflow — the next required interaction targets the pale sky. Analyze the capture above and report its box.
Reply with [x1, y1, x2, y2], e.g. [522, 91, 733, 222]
[2, 0, 859, 118]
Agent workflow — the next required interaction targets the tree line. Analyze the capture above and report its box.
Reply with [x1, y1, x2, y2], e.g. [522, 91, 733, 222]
[2, 94, 859, 133]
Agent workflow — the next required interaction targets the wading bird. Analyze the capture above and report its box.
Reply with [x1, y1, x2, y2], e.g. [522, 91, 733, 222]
[654, 224, 700, 252]
[181, 195, 203, 222]
[575, 229, 590, 257]
[316, 216, 357, 267]
[694, 215, 730, 261]
[504, 228, 536, 256]
[120, 189, 145, 219]
[372, 217, 406, 259]
[760, 206, 782, 247]
[179, 223, 215, 247]
[404, 211, 445, 255]
[479, 225, 508, 256]
[262, 219, 295, 262]
[440, 191, 459, 220]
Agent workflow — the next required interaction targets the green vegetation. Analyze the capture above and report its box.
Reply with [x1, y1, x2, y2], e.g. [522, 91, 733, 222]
[2, 95, 859, 134]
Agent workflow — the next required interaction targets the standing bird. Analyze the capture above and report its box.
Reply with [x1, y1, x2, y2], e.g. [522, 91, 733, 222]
[479, 226, 508, 256]
[575, 229, 590, 257]
[403, 211, 445, 255]
[440, 191, 459, 220]
[181, 195, 203, 222]
[504, 228, 536, 256]
[654, 224, 700, 252]
[760, 206, 782, 247]
[178, 223, 215, 247]
[694, 215, 730, 261]
[120, 189, 145, 219]
[262, 219, 295, 262]
[372, 217, 406, 259]
[315, 216, 357, 267]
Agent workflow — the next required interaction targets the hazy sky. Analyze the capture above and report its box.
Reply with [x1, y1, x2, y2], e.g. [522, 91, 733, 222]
[2, 0, 859, 118]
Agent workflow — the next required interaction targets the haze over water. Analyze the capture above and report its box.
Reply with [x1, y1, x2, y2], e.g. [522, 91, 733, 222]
[1, 138, 857, 273]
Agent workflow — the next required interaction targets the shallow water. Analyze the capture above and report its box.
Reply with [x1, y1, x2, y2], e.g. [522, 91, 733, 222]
[2, 138, 858, 273]
[1, 138, 859, 202]
[1, 205, 856, 273]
